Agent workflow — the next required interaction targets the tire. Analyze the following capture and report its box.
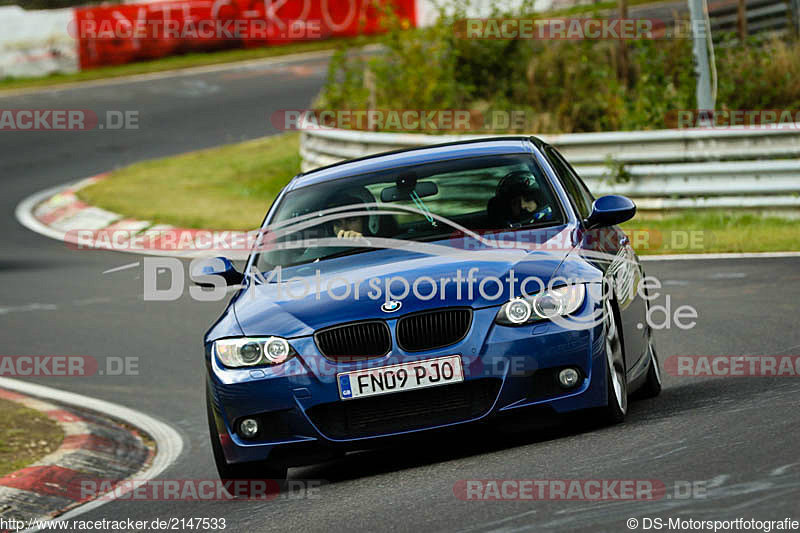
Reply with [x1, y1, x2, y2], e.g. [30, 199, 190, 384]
[601, 299, 627, 424]
[636, 341, 663, 399]
[206, 385, 287, 491]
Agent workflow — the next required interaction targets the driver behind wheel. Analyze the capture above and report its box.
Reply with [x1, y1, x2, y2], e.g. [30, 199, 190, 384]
[322, 192, 370, 240]
[488, 170, 553, 227]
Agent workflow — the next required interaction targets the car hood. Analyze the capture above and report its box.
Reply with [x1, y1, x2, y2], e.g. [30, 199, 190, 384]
[234, 229, 575, 338]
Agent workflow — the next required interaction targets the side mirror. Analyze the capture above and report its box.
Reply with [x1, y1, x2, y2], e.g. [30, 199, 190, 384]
[584, 195, 636, 229]
[191, 257, 243, 287]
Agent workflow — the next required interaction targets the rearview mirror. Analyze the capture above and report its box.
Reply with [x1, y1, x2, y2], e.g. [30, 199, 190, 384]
[380, 180, 438, 202]
[584, 195, 636, 229]
[191, 257, 243, 287]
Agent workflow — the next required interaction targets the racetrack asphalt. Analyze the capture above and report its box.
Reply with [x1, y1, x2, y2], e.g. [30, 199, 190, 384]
[2, 52, 799, 532]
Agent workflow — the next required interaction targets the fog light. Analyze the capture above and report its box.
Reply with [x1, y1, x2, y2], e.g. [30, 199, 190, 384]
[558, 368, 580, 388]
[239, 418, 259, 439]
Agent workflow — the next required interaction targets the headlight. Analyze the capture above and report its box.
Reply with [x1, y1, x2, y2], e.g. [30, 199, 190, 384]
[214, 337, 294, 368]
[495, 284, 586, 326]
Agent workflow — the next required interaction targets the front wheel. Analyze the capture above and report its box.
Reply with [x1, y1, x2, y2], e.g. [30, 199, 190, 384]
[206, 386, 287, 489]
[601, 299, 627, 424]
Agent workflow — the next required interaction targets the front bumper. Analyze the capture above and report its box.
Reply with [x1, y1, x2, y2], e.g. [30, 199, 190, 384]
[207, 298, 609, 466]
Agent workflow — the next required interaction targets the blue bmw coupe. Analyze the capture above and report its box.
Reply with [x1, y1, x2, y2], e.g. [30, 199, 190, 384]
[203, 137, 662, 481]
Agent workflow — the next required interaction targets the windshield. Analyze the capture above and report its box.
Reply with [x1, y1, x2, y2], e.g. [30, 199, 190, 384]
[255, 154, 564, 272]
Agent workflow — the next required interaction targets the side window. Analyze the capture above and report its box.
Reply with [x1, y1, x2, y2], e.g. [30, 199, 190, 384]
[546, 147, 594, 219]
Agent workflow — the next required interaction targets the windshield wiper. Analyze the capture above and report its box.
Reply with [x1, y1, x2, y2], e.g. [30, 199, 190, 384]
[514, 220, 562, 230]
[282, 246, 377, 268]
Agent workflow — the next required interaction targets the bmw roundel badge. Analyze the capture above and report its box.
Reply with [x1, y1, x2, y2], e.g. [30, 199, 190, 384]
[381, 300, 402, 313]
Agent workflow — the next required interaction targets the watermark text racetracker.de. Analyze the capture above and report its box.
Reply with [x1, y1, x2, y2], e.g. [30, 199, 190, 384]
[70, 17, 323, 41]
[453, 17, 715, 40]
[0, 110, 139, 131]
[0, 356, 138, 377]
[454, 479, 708, 501]
[271, 108, 532, 132]
[79, 478, 321, 501]
[664, 355, 800, 377]
[666, 109, 800, 129]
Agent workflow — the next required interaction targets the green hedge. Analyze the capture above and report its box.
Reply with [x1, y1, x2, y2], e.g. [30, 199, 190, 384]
[318, 4, 800, 133]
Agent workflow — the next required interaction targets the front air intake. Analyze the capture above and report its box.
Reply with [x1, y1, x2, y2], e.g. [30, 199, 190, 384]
[396, 308, 472, 352]
[315, 321, 391, 360]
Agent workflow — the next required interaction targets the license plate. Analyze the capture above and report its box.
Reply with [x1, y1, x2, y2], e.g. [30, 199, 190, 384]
[337, 355, 464, 400]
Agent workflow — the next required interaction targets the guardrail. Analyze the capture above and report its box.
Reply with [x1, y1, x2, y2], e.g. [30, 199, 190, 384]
[299, 126, 800, 210]
[709, 0, 800, 38]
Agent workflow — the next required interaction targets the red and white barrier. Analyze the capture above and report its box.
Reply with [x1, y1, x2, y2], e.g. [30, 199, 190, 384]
[1, 0, 415, 77]
[73, 0, 415, 69]
[1, 0, 574, 78]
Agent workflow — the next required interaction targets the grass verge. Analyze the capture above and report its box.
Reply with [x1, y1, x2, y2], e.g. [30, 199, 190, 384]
[78, 133, 301, 230]
[0, 397, 64, 477]
[622, 213, 800, 255]
[0, 37, 372, 93]
[78, 133, 799, 253]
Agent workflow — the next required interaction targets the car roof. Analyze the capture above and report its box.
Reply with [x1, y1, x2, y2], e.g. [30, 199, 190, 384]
[286, 136, 547, 191]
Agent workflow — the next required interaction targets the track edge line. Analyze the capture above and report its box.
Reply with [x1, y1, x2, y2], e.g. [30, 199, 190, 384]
[0, 377, 184, 532]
